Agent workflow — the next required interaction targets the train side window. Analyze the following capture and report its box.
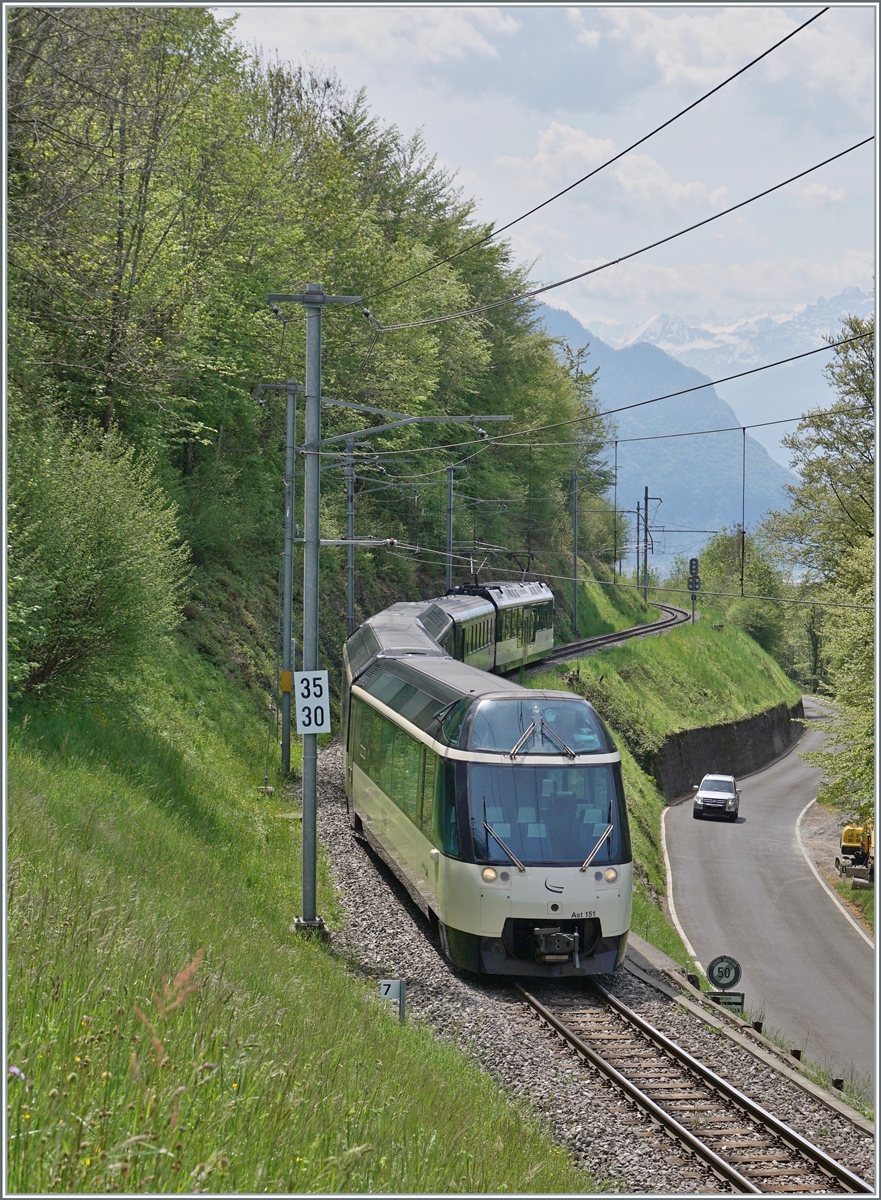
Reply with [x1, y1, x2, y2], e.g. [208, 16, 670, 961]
[360, 702, 382, 780]
[379, 715, 396, 797]
[434, 759, 459, 855]
[420, 748, 436, 835]
[393, 727, 420, 821]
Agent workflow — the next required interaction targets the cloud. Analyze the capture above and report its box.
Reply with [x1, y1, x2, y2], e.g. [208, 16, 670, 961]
[497, 125, 728, 215]
[602, 6, 874, 122]
[216, 5, 519, 65]
[567, 8, 601, 47]
[561, 249, 875, 316]
[611, 154, 728, 212]
[790, 182, 846, 210]
[496, 123, 616, 188]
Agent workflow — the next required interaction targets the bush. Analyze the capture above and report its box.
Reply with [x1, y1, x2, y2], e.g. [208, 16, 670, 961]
[7, 418, 189, 698]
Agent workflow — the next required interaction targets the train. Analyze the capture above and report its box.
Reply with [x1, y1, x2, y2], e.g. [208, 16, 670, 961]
[342, 580, 633, 977]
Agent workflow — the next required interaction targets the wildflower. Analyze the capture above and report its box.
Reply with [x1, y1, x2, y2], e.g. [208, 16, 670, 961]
[232, 1083, 238, 1090]
[24, 1113, 31, 1121]
[74, 1056, 81, 1063]
[84, 1157, 91, 1166]
[8, 1065, 26, 1081]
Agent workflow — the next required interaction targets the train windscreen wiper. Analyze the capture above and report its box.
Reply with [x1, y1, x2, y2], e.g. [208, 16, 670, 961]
[508, 720, 536, 758]
[483, 821, 526, 872]
[579, 824, 613, 872]
[539, 719, 576, 759]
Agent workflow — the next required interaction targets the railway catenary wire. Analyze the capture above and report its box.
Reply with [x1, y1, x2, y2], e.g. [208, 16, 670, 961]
[516, 981, 873, 1195]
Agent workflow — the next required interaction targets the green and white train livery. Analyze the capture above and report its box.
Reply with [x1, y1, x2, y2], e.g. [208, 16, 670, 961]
[342, 583, 632, 976]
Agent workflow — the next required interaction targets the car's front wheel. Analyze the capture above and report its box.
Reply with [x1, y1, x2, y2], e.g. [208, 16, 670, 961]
[727, 812, 737, 823]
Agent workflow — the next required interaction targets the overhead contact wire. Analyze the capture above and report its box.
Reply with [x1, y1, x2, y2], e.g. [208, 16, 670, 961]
[363, 7, 829, 302]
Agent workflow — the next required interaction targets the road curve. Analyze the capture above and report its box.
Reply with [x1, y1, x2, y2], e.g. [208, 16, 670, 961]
[664, 697, 875, 1098]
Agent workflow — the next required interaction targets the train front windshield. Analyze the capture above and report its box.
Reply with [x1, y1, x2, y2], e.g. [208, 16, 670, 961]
[469, 763, 628, 866]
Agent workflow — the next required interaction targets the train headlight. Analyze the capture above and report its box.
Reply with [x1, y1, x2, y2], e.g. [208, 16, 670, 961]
[603, 867, 619, 884]
[481, 867, 498, 883]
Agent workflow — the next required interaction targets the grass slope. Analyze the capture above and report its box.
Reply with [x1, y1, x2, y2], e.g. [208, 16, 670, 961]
[7, 646, 595, 1194]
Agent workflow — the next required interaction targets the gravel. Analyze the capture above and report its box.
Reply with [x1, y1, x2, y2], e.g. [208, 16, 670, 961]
[315, 741, 875, 1194]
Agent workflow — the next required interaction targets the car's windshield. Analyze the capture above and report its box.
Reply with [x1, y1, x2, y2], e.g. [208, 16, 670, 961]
[468, 698, 608, 754]
[469, 763, 627, 865]
[703, 777, 735, 793]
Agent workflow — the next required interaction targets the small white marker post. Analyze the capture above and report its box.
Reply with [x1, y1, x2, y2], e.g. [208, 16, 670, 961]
[380, 979, 406, 1024]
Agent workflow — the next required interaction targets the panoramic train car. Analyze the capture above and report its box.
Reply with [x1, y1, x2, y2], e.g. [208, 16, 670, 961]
[342, 588, 632, 976]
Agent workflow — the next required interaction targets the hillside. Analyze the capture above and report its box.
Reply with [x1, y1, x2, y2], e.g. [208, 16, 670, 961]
[539, 304, 797, 569]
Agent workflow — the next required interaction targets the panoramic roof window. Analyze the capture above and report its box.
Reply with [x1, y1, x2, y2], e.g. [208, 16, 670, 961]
[468, 699, 608, 755]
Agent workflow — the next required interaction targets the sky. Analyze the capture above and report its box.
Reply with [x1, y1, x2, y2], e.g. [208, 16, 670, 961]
[212, 3, 877, 337]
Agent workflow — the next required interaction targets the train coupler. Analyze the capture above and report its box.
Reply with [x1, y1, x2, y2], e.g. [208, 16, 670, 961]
[534, 926, 580, 967]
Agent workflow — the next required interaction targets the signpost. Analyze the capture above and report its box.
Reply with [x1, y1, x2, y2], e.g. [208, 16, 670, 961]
[706, 954, 743, 1014]
[293, 670, 332, 735]
[380, 979, 407, 1023]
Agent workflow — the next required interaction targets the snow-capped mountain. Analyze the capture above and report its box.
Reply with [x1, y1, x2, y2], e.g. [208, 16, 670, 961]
[579, 287, 873, 466]
[587, 287, 874, 378]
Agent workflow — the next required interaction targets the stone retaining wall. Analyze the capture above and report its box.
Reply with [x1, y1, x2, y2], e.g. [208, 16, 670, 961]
[646, 699, 805, 801]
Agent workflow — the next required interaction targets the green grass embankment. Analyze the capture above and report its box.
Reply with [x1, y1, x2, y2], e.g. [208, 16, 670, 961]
[529, 617, 803, 974]
[7, 646, 595, 1195]
[551, 564, 651, 644]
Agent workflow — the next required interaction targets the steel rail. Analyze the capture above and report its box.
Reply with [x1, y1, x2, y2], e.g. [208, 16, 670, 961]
[592, 981, 873, 1194]
[542, 602, 690, 665]
[516, 981, 873, 1194]
[515, 982, 761, 1193]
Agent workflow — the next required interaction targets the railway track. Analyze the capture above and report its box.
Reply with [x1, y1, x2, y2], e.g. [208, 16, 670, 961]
[516, 981, 872, 1194]
[538, 601, 691, 668]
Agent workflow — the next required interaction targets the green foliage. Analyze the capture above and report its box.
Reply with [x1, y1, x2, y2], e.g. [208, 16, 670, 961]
[7, 406, 188, 698]
[666, 528, 786, 659]
[6, 648, 595, 1194]
[761, 317, 875, 818]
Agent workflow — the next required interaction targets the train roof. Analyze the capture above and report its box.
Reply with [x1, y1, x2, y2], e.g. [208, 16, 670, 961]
[447, 580, 554, 610]
[352, 653, 598, 741]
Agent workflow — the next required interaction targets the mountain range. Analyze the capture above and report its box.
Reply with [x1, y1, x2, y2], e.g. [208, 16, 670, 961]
[577, 287, 874, 466]
[538, 304, 798, 572]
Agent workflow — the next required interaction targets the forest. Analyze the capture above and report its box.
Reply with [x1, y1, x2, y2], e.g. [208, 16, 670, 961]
[6, 7, 873, 818]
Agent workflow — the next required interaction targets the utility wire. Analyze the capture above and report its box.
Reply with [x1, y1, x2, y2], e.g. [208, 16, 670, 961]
[363, 7, 829, 302]
[323, 331, 872, 460]
[365, 137, 872, 332]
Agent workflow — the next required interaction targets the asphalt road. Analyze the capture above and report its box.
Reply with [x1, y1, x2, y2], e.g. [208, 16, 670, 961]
[664, 698, 875, 1097]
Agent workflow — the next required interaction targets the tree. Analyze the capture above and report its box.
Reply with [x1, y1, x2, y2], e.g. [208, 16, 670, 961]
[761, 315, 875, 815]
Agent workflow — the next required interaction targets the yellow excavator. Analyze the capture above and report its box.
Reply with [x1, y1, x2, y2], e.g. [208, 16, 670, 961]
[835, 822, 874, 891]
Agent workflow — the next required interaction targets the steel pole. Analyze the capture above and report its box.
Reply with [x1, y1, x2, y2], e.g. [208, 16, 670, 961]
[741, 427, 746, 597]
[346, 437, 355, 637]
[281, 379, 297, 774]
[301, 286, 323, 929]
[445, 463, 454, 591]
[613, 441, 618, 583]
[573, 470, 578, 635]
[643, 485, 649, 603]
[635, 501, 641, 590]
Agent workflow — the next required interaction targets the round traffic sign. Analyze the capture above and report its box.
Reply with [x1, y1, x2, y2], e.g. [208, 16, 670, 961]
[706, 954, 741, 990]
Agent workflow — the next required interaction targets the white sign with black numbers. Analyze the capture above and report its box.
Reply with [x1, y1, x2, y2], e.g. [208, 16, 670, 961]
[294, 671, 331, 734]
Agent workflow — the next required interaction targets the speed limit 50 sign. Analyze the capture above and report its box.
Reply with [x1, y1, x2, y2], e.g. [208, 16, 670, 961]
[294, 671, 332, 734]
[706, 954, 741, 991]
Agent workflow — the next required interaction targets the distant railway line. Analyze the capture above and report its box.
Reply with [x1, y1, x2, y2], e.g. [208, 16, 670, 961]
[517, 981, 872, 1194]
[535, 601, 692, 669]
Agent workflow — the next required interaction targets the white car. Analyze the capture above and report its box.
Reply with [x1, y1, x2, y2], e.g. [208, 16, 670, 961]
[692, 774, 739, 822]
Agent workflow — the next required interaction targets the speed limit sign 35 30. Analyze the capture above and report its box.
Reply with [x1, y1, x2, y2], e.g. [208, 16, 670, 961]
[294, 671, 332, 734]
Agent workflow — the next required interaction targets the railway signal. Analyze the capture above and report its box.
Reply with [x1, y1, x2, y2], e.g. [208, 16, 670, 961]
[688, 556, 700, 622]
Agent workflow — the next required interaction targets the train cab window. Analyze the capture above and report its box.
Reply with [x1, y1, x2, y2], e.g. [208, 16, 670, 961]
[434, 760, 459, 855]
[467, 699, 608, 754]
[470, 762, 628, 866]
